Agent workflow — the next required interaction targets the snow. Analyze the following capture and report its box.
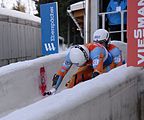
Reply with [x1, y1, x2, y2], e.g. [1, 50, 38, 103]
[0, 0, 36, 15]
[0, 7, 40, 23]
[0, 64, 143, 120]
[0, 51, 67, 76]
[0, 51, 70, 118]
[0, 41, 143, 120]
[70, 1, 85, 11]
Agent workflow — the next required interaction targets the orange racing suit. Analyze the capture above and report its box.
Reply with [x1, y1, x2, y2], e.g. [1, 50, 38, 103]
[52, 43, 114, 89]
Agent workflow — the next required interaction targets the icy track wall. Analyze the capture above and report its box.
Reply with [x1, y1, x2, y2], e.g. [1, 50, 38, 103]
[0, 51, 76, 117]
[0, 63, 144, 120]
[0, 41, 144, 120]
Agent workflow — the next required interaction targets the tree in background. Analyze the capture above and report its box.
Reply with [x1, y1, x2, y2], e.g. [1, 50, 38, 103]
[12, 0, 26, 13]
[34, 0, 83, 45]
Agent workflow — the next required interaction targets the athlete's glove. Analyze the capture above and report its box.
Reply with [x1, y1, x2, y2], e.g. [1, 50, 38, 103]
[92, 71, 100, 78]
[51, 74, 63, 90]
[52, 74, 60, 87]
[44, 87, 56, 96]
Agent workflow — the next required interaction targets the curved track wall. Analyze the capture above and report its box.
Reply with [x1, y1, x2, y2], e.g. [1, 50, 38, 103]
[0, 54, 143, 120]
[0, 40, 143, 120]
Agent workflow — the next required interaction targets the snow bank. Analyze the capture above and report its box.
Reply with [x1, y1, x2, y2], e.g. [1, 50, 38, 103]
[0, 51, 75, 117]
[0, 65, 144, 120]
[1, 41, 143, 120]
[0, 8, 40, 23]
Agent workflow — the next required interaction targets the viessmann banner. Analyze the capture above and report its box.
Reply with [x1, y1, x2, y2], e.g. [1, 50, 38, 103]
[127, 0, 144, 66]
[40, 2, 59, 55]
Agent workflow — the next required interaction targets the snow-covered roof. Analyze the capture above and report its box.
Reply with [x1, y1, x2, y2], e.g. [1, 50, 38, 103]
[0, 7, 40, 23]
[70, 1, 85, 12]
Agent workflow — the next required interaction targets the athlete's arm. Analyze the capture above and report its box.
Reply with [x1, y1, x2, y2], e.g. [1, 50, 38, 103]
[52, 53, 72, 90]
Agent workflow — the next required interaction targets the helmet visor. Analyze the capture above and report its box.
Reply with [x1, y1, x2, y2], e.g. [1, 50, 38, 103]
[94, 39, 106, 44]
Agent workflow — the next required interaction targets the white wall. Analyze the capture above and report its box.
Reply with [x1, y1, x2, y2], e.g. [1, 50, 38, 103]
[0, 8, 41, 66]
[0, 51, 78, 118]
[0, 41, 143, 120]
[0, 64, 144, 120]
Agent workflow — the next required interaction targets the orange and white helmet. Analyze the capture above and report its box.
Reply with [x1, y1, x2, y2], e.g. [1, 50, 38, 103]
[69, 45, 89, 66]
[93, 29, 109, 43]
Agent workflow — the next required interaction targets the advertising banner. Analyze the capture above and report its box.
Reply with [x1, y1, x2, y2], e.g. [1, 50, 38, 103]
[40, 2, 59, 55]
[127, 0, 144, 66]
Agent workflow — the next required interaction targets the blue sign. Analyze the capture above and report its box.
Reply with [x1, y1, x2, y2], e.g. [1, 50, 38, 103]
[40, 2, 59, 55]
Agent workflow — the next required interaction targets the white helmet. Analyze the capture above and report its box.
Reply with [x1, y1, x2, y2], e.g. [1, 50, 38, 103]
[93, 29, 109, 43]
[69, 45, 89, 66]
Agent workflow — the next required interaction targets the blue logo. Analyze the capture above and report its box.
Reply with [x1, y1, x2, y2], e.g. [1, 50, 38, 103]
[95, 36, 100, 39]
[40, 2, 59, 55]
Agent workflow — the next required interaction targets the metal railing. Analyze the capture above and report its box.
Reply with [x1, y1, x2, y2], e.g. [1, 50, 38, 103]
[98, 10, 127, 42]
[67, 9, 84, 39]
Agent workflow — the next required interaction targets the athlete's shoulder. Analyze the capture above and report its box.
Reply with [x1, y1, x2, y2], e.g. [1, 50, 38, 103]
[108, 43, 118, 51]
[108, 43, 121, 56]
[86, 43, 103, 51]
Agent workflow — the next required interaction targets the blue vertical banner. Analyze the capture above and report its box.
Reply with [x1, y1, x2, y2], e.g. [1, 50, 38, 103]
[40, 2, 59, 55]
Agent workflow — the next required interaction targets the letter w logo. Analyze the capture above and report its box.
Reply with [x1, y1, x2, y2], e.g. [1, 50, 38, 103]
[44, 43, 56, 51]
